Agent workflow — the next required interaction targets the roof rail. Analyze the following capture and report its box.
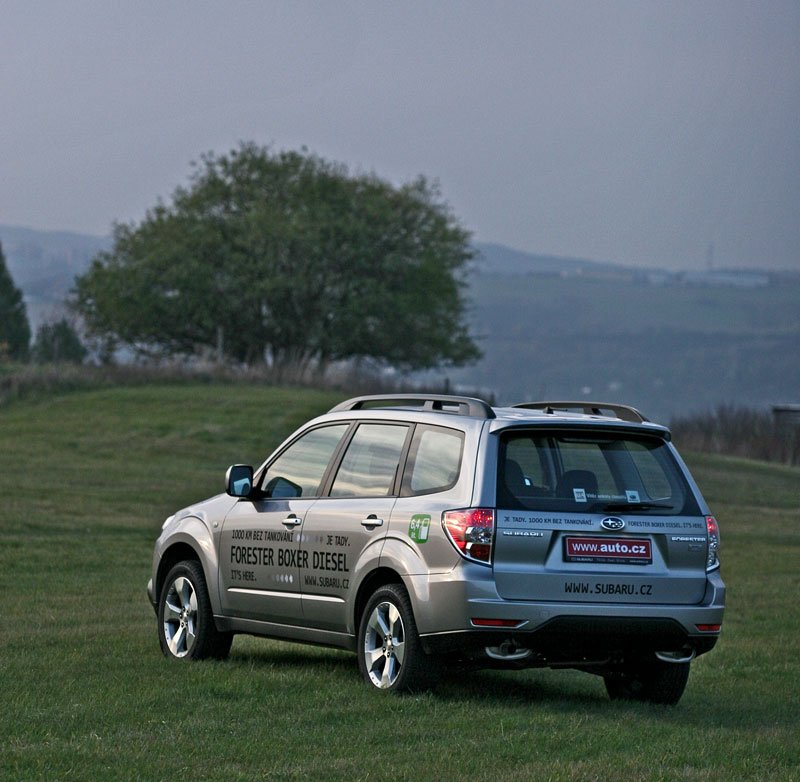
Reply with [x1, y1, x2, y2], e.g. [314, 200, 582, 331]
[513, 400, 649, 424]
[329, 394, 496, 419]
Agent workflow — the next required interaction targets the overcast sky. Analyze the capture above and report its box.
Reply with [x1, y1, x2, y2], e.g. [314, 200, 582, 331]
[1, 1, 798, 269]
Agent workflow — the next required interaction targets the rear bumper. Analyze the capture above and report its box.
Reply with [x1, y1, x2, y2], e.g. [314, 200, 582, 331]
[410, 566, 725, 661]
[420, 617, 719, 661]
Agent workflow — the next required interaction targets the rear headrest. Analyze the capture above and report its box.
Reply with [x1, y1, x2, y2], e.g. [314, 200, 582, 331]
[556, 469, 598, 498]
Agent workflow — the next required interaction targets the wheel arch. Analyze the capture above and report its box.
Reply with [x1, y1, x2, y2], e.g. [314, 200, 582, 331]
[155, 541, 203, 607]
[351, 566, 407, 635]
[155, 512, 222, 612]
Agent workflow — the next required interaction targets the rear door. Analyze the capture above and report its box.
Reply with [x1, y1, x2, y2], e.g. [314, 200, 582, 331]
[300, 422, 411, 630]
[493, 428, 709, 605]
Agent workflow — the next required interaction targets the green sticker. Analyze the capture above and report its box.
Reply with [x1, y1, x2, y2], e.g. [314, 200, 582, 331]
[409, 514, 431, 543]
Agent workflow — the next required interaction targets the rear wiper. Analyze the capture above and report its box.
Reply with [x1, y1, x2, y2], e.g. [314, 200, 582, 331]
[601, 502, 673, 512]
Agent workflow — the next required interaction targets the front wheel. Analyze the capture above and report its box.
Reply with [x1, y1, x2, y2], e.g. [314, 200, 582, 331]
[157, 560, 233, 661]
[604, 660, 690, 705]
[357, 584, 440, 693]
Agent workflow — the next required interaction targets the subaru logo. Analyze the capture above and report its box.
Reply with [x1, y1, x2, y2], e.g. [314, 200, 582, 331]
[601, 517, 626, 531]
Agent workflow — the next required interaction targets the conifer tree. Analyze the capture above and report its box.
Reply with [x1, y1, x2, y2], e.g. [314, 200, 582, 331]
[0, 241, 31, 362]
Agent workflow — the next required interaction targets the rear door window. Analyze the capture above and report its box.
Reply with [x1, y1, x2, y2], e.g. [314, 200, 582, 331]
[329, 423, 410, 498]
[497, 429, 699, 515]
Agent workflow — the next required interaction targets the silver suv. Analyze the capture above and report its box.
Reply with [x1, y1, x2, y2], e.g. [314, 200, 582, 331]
[147, 395, 725, 704]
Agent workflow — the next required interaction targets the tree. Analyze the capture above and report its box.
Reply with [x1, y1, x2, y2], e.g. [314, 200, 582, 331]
[73, 143, 480, 373]
[32, 318, 87, 364]
[0, 241, 31, 362]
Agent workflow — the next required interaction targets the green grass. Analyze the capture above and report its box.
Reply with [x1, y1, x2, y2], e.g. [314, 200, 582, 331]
[2, 385, 799, 781]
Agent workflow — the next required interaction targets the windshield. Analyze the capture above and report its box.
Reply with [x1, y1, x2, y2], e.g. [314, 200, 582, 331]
[497, 429, 700, 515]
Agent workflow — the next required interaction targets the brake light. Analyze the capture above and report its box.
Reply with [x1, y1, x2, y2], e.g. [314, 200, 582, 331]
[443, 508, 495, 564]
[696, 624, 721, 632]
[706, 515, 721, 572]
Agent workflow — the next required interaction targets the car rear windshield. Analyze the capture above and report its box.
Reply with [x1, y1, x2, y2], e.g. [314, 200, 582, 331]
[497, 429, 700, 515]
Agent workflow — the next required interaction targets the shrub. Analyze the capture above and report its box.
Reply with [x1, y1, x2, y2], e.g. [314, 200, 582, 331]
[670, 405, 799, 465]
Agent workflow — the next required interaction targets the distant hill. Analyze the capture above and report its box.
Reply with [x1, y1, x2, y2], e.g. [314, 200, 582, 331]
[0, 224, 109, 329]
[2, 224, 798, 420]
[432, 273, 800, 421]
[474, 242, 630, 277]
[6, 229, 632, 321]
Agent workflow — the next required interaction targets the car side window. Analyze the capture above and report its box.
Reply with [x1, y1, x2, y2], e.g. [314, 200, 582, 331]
[261, 424, 349, 498]
[401, 424, 464, 496]
[329, 424, 409, 498]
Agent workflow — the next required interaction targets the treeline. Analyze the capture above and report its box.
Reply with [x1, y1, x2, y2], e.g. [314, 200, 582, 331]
[670, 405, 800, 466]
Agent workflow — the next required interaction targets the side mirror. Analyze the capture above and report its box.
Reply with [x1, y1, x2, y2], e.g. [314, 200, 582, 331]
[225, 464, 254, 497]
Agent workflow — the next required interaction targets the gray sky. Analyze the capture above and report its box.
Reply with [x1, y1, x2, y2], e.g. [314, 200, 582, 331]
[1, 1, 798, 269]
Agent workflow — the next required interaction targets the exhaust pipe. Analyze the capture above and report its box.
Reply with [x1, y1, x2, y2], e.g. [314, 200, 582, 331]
[485, 641, 533, 662]
[655, 648, 696, 664]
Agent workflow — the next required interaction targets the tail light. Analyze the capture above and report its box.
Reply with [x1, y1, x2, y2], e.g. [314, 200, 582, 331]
[443, 508, 495, 565]
[706, 515, 721, 571]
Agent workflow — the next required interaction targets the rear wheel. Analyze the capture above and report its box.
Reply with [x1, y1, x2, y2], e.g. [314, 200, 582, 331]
[357, 584, 440, 693]
[158, 560, 233, 661]
[604, 660, 690, 705]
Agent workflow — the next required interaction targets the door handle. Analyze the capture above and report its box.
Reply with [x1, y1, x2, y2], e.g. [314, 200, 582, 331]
[282, 515, 302, 528]
[361, 515, 384, 529]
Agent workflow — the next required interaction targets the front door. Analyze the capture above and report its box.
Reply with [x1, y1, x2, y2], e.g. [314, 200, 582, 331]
[218, 422, 350, 623]
[219, 496, 316, 622]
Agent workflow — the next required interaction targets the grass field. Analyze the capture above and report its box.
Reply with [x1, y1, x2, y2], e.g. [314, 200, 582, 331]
[1, 385, 799, 781]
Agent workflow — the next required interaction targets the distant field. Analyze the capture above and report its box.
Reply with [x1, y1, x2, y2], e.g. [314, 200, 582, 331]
[2, 385, 799, 781]
[473, 273, 800, 335]
[445, 274, 800, 420]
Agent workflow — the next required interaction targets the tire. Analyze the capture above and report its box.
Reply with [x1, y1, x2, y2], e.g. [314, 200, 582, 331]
[158, 560, 233, 661]
[604, 660, 690, 705]
[357, 584, 440, 693]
